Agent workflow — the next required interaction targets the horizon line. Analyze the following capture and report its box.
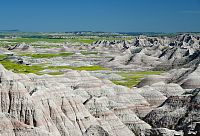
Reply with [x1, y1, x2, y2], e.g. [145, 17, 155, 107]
[0, 30, 200, 34]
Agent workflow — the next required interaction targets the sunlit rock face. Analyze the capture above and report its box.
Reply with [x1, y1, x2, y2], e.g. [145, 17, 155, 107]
[0, 64, 154, 136]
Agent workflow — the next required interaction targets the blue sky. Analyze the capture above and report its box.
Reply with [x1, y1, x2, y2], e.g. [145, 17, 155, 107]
[0, 0, 200, 32]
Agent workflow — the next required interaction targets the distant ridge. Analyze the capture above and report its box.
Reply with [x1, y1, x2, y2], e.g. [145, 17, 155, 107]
[0, 29, 20, 32]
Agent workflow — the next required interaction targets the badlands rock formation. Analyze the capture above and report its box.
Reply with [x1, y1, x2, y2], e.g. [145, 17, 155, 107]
[0, 64, 155, 136]
[0, 34, 199, 136]
[93, 34, 200, 71]
[144, 88, 200, 135]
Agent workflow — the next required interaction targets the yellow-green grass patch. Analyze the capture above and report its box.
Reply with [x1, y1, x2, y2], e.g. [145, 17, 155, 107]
[112, 71, 163, 88]
[48, 65, 110, 71]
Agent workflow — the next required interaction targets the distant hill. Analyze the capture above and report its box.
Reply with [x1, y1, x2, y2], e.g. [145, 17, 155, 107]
[119, 32, 200, 36]
[0, 29, 20, 32]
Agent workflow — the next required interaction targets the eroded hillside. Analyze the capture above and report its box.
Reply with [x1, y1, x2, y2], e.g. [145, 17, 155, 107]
[0, 33, 199, 136]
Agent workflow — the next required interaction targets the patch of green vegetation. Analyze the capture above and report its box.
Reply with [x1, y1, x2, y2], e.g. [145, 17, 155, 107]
[1, 36, 133, 45]
[47, 71, 64, 75]
[80, 51, 98, 55]
[0, 54, 7, 60]
[1, 38, 97, 44]
[31, 44, 61, 48]
[73, 66, 109, 71]
[0, 60, 44, 74]
[112, 71, 163, 88]
[48, 65, 109, 71]
[2, 38, 67, 43]
[69, 39, 97, 44]
[0, 43, 7, 47]
[19, 52, 74, 58]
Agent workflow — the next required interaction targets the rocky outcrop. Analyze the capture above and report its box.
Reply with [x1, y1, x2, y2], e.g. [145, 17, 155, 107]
[97, 34, 200, 71]
[0, 64, 156, 136]
[181, 65, 200, 89]
[134, 86, 167, 107]
[144, 88, 200, 135]
[8, 43, 35, 52]
[145, 128, 183, 136]
[83, 125, 109, 136]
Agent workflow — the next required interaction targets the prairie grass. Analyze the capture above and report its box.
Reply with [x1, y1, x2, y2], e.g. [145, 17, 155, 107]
[0, 60, 44, 74]
[48, 65, 109, 71]
[19, 52, 74, 58]
[112, 71, 163, 88]
[80, 51, 98, 55]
